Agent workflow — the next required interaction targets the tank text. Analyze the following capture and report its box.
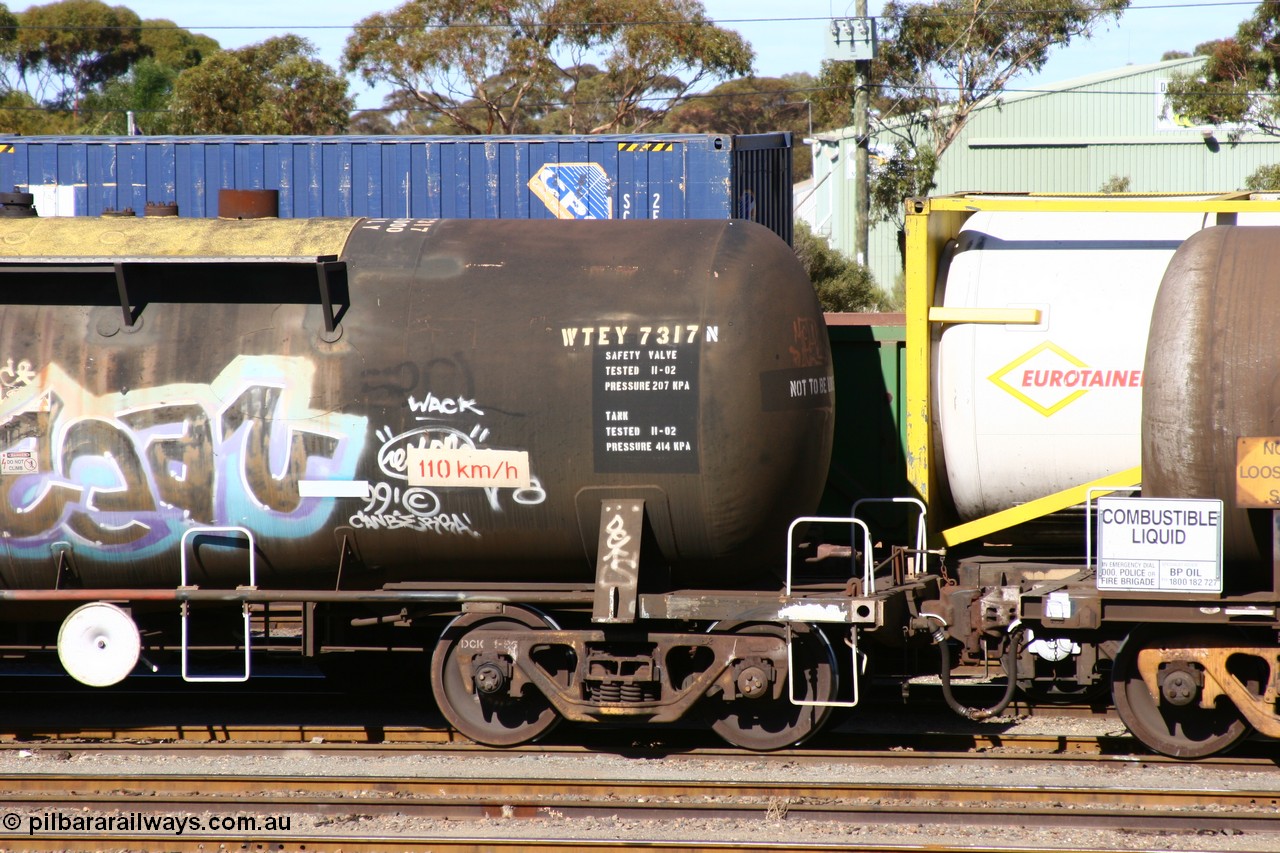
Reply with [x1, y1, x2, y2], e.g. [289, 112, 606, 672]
[561, 324, 718, 347]
[1020, 369, 1142, 388]
[790, 376, 831, 398]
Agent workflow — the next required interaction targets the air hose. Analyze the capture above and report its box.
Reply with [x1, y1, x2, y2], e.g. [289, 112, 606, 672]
[937, 620, 1024, 721]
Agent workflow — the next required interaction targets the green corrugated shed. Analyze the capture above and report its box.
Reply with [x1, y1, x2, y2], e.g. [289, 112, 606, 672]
[806, 57, 1280, 291]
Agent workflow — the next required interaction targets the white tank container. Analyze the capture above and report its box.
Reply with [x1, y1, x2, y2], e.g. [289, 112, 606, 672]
[934, 210, 1217, 520]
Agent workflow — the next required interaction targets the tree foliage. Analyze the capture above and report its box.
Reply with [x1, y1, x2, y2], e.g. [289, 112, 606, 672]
[794, 222, 889, 312]
[660, 74, 815, 178]
[809, 0, 1127, 233]
[1164, 2, 1280, 136]
[78, 56, 175, 133]
[342, 0, 753, 135]
[870, 0, 1129, 158]
[1099, 174, 1132, 193]
[8, 0, 145, 108]
[869, 139, 937, 231]
[169, 35, 351, 135]
[1245, 162, 1280, 190]
[139, 18, 218, 72]
[0, 2, 222, 133]
[0, 88, 74, 133]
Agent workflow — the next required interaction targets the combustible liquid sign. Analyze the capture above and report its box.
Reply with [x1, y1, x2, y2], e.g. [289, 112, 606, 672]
[1236, 436, 1280, 508]
[1095, 496, 1222, 593]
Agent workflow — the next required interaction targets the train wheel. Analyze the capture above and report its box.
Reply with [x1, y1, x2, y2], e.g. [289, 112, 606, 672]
[710, 622, 837, 751]
[430, 606, 560, 747]
[1111, 630, 1251, 759]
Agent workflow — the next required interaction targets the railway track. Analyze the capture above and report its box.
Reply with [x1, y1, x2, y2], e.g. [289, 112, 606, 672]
[0, 764, 1274, 851]
[0, 840, 1228, 853]
[0, 682, 1275, 850]
[6, 720, 1280, 768]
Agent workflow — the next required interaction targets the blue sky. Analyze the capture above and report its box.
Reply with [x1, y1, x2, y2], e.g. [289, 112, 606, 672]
[32, 0, 1253, 111]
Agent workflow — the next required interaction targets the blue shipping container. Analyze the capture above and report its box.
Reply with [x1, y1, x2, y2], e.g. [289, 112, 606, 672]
[0, 134, 792, 243]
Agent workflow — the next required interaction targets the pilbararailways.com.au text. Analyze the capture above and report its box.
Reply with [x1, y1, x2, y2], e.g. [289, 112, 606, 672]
[6, 811, 292, 835]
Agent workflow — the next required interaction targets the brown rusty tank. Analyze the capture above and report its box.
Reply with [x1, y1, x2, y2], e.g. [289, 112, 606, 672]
[1143, 225, 1279, 585]
[0, 217, 833, 589]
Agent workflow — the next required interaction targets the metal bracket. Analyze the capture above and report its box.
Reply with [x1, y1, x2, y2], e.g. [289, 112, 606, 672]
[315, 256, 346, 332]
[51, 541, 75, 589]
[592, 500, 644, 624]
[113, 262, 136, 327]
[0, 255, 348, 332]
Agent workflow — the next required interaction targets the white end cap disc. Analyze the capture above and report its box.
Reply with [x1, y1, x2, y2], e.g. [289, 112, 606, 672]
[57, 602, 141, 687]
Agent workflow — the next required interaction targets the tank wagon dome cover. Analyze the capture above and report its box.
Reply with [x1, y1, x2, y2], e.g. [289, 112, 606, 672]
[0, 216, 832, 588]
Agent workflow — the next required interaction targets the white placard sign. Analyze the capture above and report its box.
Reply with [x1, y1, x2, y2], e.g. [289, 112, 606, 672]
[1095, 497, 1222, 593]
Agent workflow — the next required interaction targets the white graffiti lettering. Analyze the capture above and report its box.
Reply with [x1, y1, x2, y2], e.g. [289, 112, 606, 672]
[407, 393, 483, 416]
[602, 512, 638, 582]
[512, 477, 547, 506]
[349, 509, 478, 537]
[375, 425, 474, 480]
[356, 382, 548, 538]
[0, 358, 36, 399]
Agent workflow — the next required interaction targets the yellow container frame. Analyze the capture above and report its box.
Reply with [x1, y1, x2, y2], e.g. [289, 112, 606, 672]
[902, 192, 1280, 548]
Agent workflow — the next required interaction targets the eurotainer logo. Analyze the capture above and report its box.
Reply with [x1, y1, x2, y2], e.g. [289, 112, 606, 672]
[988, 341, 1142, 416]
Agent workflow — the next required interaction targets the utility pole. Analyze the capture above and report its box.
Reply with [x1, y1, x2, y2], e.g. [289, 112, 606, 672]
[827, 15, 877, 266]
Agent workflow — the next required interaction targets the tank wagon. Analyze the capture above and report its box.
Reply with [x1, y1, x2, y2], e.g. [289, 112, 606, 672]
[0, 204, 857, 750]
[6, 191, 1280, 759]
[873, 192, 1280, 759]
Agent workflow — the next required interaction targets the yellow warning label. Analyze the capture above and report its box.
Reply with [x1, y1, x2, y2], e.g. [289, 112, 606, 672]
[617, 142, 675, 152]
[0, 145, 13, 154]
[1236, 436, 1280, 508]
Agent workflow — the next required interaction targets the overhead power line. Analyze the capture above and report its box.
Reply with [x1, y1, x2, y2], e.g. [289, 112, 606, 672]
[0, 79, 1249, 117]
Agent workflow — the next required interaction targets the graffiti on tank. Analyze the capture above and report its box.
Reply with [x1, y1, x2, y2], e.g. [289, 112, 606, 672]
[600, 511, 638, 585]
[360, 362, 420, 402]
[0, 356, 367, 558]
[789, 318, 826, 369]
[0, 358, 35, 399]
[349, 480, 478, 537]
[354, 390, 546, 536]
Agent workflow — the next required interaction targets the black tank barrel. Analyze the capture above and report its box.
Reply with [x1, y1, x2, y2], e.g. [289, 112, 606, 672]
[0, 217, 833, 589]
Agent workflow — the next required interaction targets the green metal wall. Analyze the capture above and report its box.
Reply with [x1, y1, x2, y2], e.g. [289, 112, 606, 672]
[819, 314, 908, 519]
[807, 56, 1280, 290]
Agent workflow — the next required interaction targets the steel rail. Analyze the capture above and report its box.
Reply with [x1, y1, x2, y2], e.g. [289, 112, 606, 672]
[0, 776, 1272, 845]
[6, 726, 1280, 771]
[0, 772, 1275, 813]
[0, 770, 1273, 851]
[0, 838, 1205, 853]
[1, 789, 1279, 829]
[3, 729, 1280, 772]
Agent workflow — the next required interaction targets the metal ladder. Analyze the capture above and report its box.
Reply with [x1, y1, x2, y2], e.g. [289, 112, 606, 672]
[179, 526, 256, 683]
